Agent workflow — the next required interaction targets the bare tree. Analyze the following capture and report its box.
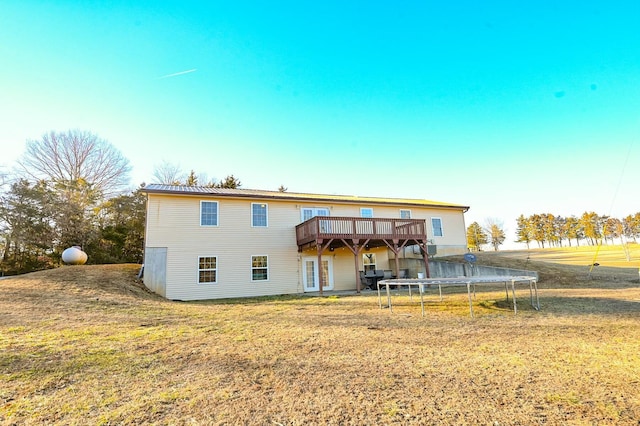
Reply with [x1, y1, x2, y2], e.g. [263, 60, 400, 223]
[484, 218, 506, 251]
[17, 130, 131, 195]
[152, 160, 186, 185]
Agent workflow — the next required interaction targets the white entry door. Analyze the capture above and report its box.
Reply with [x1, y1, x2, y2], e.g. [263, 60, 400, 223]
[302, 256, 333, 292]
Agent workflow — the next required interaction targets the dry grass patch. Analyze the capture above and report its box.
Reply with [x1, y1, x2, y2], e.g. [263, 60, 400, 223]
[1, 258, 640, 425]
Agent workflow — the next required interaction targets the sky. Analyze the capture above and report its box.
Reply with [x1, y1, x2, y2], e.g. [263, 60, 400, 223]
[1, 1, 639, 248]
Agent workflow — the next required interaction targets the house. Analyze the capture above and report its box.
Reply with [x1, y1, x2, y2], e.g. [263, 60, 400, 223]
[141, 184, 470, 301]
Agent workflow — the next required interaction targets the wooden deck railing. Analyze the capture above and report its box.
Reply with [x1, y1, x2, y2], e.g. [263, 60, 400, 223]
[295, 216, 427, 247]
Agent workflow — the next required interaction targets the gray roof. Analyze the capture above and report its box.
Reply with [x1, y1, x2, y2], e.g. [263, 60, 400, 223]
[141, 184, 470, 210]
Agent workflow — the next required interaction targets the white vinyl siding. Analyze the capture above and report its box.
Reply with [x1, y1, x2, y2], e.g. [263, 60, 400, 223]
[143, 193, 469, 299]
[251, 203, 268, 227]
[200, 201, 218, 226]
[145, 195, 301, 300]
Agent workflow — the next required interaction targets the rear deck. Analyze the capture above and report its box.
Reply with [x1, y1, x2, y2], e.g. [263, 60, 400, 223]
[295, 216, 432, 294]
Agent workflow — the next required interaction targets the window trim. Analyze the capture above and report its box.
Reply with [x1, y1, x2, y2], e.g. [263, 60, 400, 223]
[200, 201, 219, 227]
[360, 207, 374, 218]
[251, 255, 269, 282]
[431, 217, 444, 237]
[301, 207, 330, 221]
[362, 253, 377, 272]
[198, 255, 218, 284]
[251, 203, 268, 227]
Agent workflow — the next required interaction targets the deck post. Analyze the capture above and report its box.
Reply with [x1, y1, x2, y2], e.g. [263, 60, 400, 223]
[422, 245, 431, 278]
[317, 241, 324, 296]
[393, 242, 401, 279]
[354, 244, 361, 293]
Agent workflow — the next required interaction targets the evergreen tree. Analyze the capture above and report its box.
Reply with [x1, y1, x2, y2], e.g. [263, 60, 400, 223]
[217, 175, 242, 188]
[515, 214, 533, 249]
[466, 222, 488, 252]
[487, 223, 506, 251]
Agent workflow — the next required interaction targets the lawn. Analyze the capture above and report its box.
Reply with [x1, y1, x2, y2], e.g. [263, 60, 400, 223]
[1, 248, 639, 425]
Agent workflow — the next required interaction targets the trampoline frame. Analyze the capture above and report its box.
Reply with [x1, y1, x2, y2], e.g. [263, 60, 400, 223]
[377, 276, 540, 318]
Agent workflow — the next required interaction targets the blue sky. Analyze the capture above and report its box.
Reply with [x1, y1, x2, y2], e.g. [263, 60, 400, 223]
[1, 1, 638, 248]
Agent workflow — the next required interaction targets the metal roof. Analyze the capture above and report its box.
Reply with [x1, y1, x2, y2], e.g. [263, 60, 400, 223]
[141, 184, 470, 211]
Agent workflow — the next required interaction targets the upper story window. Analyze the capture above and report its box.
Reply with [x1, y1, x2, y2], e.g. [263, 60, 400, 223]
[200, 201, 218, 226]
[431, 217, 443, 237]
[252, 203, 268, 227]
[400, 209, 411, 219]
[360, 208, 373, 218]
[301, 207, 330, 221]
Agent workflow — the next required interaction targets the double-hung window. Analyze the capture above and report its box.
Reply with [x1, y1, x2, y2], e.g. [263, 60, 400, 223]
[301, 207, 329, 221]
[431, 217, 443, 237]
[301, 207, 331, 232]
[200, 201, 218, 226]
[360, 208, 373, 218]
[198, 256, 217, 284]
[251, 255, 269, 281]
[252, 203, 268, 227]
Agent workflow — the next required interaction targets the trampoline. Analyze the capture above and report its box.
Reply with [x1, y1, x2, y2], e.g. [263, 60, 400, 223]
[377, 276, 540, 318]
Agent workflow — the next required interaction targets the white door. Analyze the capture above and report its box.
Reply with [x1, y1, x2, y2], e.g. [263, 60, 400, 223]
[302, 256, 333, 292]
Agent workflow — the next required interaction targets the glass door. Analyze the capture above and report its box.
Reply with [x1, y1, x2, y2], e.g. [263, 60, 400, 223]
[302, 256, 333, 292]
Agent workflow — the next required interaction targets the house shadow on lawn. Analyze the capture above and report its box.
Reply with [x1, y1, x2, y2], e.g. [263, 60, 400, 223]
[537, 294, 640, 316]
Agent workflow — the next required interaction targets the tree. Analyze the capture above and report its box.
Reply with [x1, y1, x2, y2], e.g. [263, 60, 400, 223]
[622, 213, 640, 243]
[217, 174, 241, 189]
[541, 213, 559, 247]
[185, 170, 198, 186]
[17, 129, 131, 195]
[563, 216, 583, 247]
[152, 162, 216, 187]
[89, 185, 146, 263]
[466, 222, 488, 252]
[485, 219, 506, 251]
[0, 179, 57, 274]
[580, 212, 601, 245]
[515, 215, 533, 249]
[603, 217, 623, 244]
[51, 178, 102, 251]
[152, 160, 185, 185]
[528, 214, 547, 248]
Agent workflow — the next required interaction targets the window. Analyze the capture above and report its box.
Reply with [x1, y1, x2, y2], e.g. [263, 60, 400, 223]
[301, 207, 330, 221]
[252, 203, 268, 227]
[431, 217, 443, 237]
[301, 207, 331, 232]
[200, 201, 218, 226]
[363, 253, 376, 272]
[251, 255, 269, 281]
[400, 209, 411, 219]
[198, 256, 217, 284]
[360, 207, 373, 218]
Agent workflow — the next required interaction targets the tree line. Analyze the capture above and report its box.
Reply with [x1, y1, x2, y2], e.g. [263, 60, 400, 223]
[467, 212, 640, 252]
[0, 129, 246, 275]
[515, 212, 640, 248]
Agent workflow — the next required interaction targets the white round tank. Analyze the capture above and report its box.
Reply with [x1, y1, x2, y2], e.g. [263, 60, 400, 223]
[62, 246, 88, 265]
